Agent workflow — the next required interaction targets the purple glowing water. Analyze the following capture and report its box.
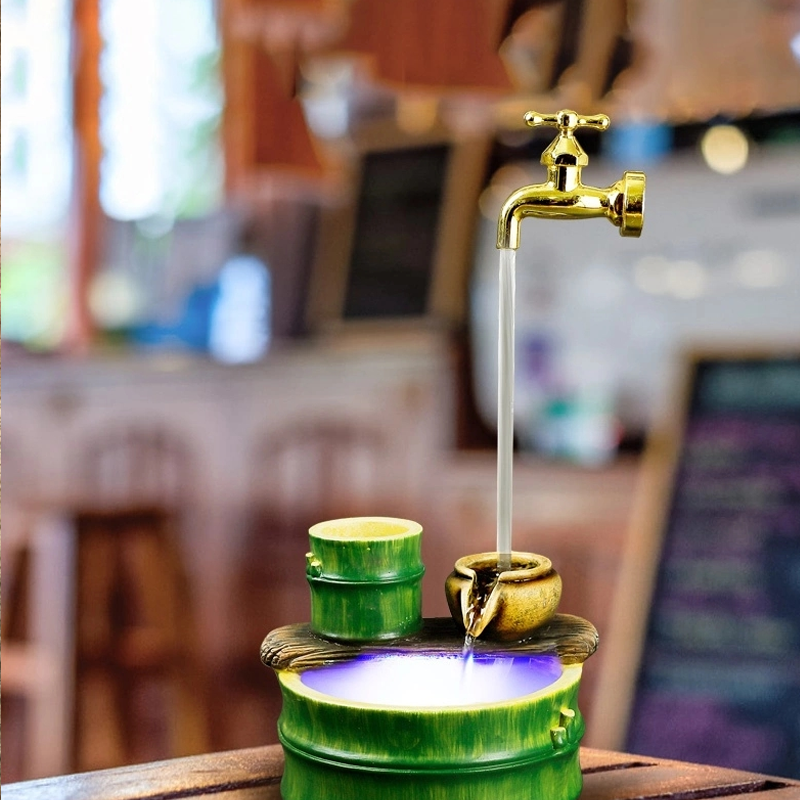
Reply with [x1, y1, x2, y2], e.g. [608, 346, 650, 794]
[300, 653, 562, 708]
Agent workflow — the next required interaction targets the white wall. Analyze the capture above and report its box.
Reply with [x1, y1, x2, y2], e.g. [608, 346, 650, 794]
[471, 143, 800, 437]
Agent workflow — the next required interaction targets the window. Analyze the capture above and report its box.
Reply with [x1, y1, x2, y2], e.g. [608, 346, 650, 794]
[99, 0, 222, 221]
[1, 0, 223, 349]
[1, 0, 73, 347]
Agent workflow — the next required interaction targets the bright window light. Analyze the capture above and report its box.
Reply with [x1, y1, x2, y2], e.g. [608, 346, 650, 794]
[99, 0, 222, 221]
[1, 0, 72, 347]
[1, 0, 72, 236]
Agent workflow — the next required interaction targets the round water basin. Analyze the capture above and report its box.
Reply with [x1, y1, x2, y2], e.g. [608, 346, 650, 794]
[277, 652, 584, 800]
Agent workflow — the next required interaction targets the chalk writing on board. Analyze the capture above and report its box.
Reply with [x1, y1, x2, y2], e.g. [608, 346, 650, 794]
[627, 357, 800, 779]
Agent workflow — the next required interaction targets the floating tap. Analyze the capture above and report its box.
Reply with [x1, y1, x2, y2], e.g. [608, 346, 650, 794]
[453, 109, 645, 645]
[496, 109, 645, 249]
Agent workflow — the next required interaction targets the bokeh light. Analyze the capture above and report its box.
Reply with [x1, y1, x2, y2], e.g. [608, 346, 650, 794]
[700, 125, 749, 175]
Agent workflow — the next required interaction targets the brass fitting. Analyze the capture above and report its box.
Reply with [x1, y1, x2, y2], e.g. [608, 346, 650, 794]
[497, 109, 645, 249]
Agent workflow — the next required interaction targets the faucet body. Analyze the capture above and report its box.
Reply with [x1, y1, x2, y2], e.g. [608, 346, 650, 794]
[496, 110, 645, 249]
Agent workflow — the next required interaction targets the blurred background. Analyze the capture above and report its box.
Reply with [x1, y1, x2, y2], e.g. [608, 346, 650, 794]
[2, 0, 800, 784]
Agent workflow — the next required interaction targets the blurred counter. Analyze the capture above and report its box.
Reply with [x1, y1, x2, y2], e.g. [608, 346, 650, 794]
[2, 334, 455, 664]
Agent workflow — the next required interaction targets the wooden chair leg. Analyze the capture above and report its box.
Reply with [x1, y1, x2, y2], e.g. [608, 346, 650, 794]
[2, 514, 78, 779]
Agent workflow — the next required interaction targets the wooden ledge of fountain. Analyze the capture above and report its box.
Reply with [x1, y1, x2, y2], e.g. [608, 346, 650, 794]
[261, 614, 598, 672]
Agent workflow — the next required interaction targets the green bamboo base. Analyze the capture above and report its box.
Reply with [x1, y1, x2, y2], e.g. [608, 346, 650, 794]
[280, 737, 582, 800]
[276, 661, 585, 800]
[308, 572, 423, 641]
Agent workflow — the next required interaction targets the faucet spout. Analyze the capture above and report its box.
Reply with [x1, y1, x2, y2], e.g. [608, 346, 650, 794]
[497, 172, 645, 249]
[494, 110, 645, 249]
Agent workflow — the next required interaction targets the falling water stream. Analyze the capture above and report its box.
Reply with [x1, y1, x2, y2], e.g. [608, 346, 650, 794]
[497, 248, 516, 571]
[461, 566, 502, 658]
[462, 252, 517, 661]
[462, 249, 516, 669]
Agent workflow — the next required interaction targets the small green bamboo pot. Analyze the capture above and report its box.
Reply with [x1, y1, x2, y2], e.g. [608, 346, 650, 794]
[306, 517, 424, 641]
[276, 659, 584, 800]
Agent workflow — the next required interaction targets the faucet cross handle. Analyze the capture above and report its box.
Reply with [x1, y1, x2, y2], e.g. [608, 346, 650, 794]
[524, 109, 610, 135]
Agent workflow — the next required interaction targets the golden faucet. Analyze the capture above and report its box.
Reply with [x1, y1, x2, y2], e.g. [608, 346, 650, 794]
[496, 110, 645, 249]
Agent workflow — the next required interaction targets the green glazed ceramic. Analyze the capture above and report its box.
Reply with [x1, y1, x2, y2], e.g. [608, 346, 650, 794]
[276, 659, 584, 800]
[306, 517, 424, 641]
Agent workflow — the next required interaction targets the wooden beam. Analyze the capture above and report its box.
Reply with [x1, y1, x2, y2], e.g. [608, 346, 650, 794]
[67, 0, 103, 350]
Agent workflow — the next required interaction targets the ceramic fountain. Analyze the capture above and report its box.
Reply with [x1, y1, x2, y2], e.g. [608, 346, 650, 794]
[261, 110, 645, 800]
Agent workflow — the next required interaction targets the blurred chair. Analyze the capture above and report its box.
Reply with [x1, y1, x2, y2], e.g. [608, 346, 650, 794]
[251, 420, 389, 527]
[70, 508, 208, 771]
[2, 433, 74, 780]
[221, 420, 390, 747]
[241, 419, 390, 638]
[3, 426, 209, 779]
[62, 426, 209, 771]
[78, 424, 194, 510]
[1, 511, 76, 781]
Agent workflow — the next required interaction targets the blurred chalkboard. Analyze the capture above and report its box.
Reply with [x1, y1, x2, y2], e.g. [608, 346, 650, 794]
[342, 145, 450, 319]
[306, 125, 489, 332]
[625, 354, 800, 778]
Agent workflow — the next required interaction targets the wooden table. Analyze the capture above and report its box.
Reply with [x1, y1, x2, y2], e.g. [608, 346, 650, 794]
[5, 745, 799, 800]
